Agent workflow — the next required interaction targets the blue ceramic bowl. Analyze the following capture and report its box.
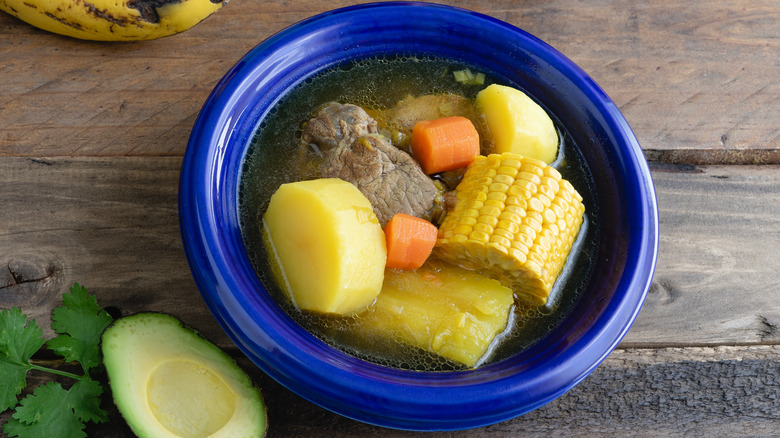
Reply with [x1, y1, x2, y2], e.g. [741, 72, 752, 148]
[179, 2, 658, 431]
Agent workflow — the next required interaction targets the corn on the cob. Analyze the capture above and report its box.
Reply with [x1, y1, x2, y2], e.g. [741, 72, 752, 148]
[436, 153, 585, 306]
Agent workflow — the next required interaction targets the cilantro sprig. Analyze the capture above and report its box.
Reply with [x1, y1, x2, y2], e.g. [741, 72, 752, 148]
[0, 283, 113, 438]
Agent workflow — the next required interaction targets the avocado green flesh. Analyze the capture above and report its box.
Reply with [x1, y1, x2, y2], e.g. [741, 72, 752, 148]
[101, 313, 266, 438]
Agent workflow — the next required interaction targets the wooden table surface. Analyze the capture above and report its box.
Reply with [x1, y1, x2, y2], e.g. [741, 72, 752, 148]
[2, 0, 779, 436]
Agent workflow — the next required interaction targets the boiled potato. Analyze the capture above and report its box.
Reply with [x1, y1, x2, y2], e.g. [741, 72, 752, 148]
[353, 260, 514, 367]
[476, 84, 558, 164]
[262, 178, 386, 315]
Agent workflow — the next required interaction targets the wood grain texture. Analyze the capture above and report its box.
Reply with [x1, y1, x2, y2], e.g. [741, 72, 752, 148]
[1, 157, 778, 349]
[2, 0, 779, 157]
[0, 156, 215, 341]
[269, 346, 780, 437]
[3, 346, 777, 437]
[2, 1, 779, 435]
[0, 157, 778, 434]
[623, 164, 780, 346]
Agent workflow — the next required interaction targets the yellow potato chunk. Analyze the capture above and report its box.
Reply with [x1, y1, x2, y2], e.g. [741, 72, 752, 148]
[262, 178, 387, 315]
[476, 84, 559, 164]
[353, 261, 514, 367]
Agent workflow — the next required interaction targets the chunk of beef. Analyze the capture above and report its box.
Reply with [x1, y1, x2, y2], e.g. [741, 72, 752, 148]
[300, 102, 378, 153]
[320, 133, 440, 226]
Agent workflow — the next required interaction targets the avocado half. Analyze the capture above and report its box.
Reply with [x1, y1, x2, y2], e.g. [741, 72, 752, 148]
[101, 313, 267, 438]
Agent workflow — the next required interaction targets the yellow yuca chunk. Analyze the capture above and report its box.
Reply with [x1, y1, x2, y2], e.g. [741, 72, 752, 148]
[436, 153, 584, 306]
[354, 261, 514, 368]
[476, 84, 559, 164]
[262, 178, 386, 315]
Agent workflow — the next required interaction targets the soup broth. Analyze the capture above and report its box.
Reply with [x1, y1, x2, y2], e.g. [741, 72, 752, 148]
[239, 55, 599, 371]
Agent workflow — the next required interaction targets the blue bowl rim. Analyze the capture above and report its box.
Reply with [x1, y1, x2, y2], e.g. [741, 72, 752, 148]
[179, 1, 659, 431]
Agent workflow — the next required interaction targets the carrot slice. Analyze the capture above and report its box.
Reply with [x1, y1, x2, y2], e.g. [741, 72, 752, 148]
[383, 213, 438, 270]
[410, 116, 480, 174]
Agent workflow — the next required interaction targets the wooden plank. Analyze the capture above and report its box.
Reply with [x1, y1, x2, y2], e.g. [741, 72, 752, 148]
[2, 157, 780, 347]
[2, 346, 777, 436]
[2, 0, 778, 157]
[0, 156, 217, 341]
[622, 164, 780, 346]
[529, 0, 780, 157]
[250, 346, 780, 437]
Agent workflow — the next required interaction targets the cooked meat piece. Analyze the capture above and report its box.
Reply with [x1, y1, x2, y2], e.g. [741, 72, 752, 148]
[300, 102, 378, 153]
[320, 133, 440, 226]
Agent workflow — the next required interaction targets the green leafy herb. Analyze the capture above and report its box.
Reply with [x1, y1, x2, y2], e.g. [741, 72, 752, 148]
[0, 308, 46, 412]
[0, 283, 113, 437]
[452, 69, 485, 85]
[47, 283, 114, 373]
[3, 378, 107, 438]
[453, 68, 485, 86]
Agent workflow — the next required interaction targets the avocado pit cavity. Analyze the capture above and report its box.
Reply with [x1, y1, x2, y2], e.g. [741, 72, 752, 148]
[147, 359, 237, 437]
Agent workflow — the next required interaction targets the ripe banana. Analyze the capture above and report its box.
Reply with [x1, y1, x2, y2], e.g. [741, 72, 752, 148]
[0, 0, 227, 41]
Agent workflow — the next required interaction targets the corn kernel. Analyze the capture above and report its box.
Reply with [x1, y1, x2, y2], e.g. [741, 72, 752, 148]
[460, 216, 477, 227]
[487, 191, 507, 202]
[463, 208, 479, 218]
[469, 230, 490, 242]
[475, 177, 492, 187]
[524, 214, 543, 233]
[493, 174, 515, 186]
[496, 219, 520, 234]
[535, 235, 552, 252]
[498, 211, 523, 224]
[505, 204, 527, 217]
[544, 166, 562, 179]
[564, 214, 576, 229]
[511, 239, 530, 254]
[528, 197, 545, 213]
[547, 222, 560, 238]
[556, 218, 567, 233]
[510, 180, 536, 197]
[501, 157, 522, 169]
[508, 248, 527, 264]
[521, 161, 545, 175]
[514, 225, 535, 248]
[543, 208, 557, 224]
[524, 260, 542, 277]
[453, 225, 473, 236]
[536, 193, 552, 208]
[489, 234, 512, 248]
[487, 243, 508, 261]
[542, 176, 560, 193]
[474, 222, 494, 234]
[505, 197, 527, 212]
[516, 171, 542, 185]
[484, 199, 504, 209]
[538, 184, 555, 202]
[497, 166, 519, 178]
[485, 155, 502, 166]
[551, 204, 565, 220]
[479, 205, 502, 218]
[489, 182, 509, 193]
[493, 228, 514, 241]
